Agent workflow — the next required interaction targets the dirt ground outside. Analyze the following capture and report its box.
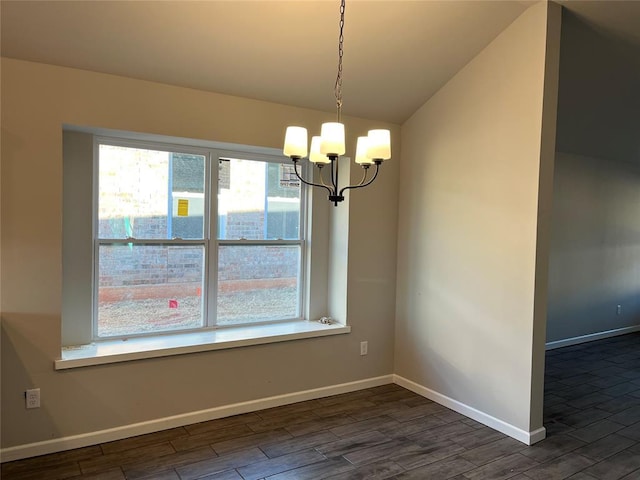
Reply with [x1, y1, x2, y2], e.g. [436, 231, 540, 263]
[97, 283, 299, 337]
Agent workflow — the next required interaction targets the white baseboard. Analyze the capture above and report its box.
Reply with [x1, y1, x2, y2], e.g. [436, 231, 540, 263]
[0, 375, 393, 463]
[546, 325, 640, 350]
[393, 375, 545, 446]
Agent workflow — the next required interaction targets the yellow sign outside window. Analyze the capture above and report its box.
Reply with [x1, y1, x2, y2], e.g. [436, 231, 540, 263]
[177, 199, 189, 217]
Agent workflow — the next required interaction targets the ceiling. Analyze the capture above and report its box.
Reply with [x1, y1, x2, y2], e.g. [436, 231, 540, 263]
[558, 0, 640, 50]
[2, 1, 639, 125]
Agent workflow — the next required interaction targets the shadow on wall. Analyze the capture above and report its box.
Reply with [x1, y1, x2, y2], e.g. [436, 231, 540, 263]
[546, 153, 640, 344]
[546, 293, 640, 343]
[1, 314, 62, 448]
[2, 313, 144, 450]
[407, 280, 528, 429]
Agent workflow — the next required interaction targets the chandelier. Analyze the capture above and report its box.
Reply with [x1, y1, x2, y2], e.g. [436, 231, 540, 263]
[282, 0, 391, 206]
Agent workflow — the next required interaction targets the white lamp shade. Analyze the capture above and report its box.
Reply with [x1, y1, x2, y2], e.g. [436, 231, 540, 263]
[355, 136, 373, 165]
[309, 136, 331, 164]
[366, 129, 391, 160]
[283, 126, 308, 158]
[320, 122, 346, 156]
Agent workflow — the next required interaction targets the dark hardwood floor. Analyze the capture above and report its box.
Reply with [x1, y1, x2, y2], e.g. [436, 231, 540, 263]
[3, 333, 640, 479]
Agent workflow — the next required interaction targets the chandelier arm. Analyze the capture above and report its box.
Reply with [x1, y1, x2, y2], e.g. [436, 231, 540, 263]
[316, 167, 333, 189]
[352, 167, 371, 187]
[339, 163, 380, 197]
[292, 161, 334, 196]
[307, 163, 331, 189]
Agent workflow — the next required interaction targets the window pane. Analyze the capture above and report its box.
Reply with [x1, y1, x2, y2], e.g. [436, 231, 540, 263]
[218, 159, 301, 240]
[217, 245, 300, 325]
[98, 244, 204, 337]
[99, 145, 205, 239]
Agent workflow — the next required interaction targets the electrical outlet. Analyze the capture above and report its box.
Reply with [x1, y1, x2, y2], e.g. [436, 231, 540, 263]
[617, 305, 622, 316]
[26, 388, 40, 409]
[360, 341, 368, 356]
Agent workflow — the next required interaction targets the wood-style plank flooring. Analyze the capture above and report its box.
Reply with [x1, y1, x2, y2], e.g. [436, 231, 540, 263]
[3, 333, 640, 479]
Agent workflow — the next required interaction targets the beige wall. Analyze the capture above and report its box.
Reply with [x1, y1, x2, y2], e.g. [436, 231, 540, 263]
[395, 2, 559, 435]
[0, 58, 399, 448]
[547, 152, 640, 342]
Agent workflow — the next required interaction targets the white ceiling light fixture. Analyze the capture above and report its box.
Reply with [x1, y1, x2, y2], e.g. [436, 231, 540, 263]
[283, 0, 392, 206]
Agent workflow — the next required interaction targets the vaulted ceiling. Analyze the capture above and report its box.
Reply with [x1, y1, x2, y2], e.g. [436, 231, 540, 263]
[2, 1, 639, 125]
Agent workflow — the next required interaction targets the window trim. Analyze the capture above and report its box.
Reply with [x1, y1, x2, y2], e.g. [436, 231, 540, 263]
[62, 126, 335, 356]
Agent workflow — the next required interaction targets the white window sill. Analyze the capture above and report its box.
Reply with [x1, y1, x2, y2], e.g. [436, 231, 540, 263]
[55, 321, 350, 370]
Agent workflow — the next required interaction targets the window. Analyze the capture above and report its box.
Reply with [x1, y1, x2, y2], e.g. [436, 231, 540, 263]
[61, 129, 349, 366]
[216, 158, 303, 326]
[95, 139, 304, 339]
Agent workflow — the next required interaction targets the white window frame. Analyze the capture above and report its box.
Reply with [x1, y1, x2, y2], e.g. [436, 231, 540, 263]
[92, 136, 307, 341]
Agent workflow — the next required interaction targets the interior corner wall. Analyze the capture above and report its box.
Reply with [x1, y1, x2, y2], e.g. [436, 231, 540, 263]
[395, 1, 555, 438]
[0, 57, 400, 451]
[554, 10, 640, 166]
[546, 9, 640, 344]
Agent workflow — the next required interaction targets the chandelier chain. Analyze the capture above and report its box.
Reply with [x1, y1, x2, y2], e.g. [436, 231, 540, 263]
[334, 0, 345, 122]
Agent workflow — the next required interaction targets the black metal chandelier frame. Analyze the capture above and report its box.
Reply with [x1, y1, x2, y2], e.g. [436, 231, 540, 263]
[291, 155, 381, 206]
